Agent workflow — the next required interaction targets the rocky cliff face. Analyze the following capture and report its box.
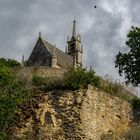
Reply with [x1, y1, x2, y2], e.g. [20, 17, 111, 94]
[9, 85, 133, 140]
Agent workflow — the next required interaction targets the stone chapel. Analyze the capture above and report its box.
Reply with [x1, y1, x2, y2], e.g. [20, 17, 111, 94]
[27, 19, 83, 68]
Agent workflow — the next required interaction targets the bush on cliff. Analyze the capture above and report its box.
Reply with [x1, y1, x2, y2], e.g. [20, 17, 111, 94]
[132, 97, 140, 111]
[0, 59, 31, 140]
[63, 67, 100, 90]
[0, 58, 21, 68]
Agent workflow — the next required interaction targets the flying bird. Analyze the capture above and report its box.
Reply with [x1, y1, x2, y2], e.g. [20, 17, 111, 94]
[94, 5, 97, 8]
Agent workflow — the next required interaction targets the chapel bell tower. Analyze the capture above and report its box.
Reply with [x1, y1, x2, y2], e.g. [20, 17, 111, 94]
[67, 18, 83, 68]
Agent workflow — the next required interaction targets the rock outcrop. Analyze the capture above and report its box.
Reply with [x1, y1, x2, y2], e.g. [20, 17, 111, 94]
[9, 85, 133, 140]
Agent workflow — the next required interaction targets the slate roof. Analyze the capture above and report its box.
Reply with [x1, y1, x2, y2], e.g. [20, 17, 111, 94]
[43, 39, 73, 68]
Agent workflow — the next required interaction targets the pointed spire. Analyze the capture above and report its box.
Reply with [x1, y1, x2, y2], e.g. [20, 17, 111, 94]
[39, 32, 41, 37]
[72, 17, 76, 38]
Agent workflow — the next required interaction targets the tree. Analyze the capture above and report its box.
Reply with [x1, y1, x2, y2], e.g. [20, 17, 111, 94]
[115, 26, 140, 86]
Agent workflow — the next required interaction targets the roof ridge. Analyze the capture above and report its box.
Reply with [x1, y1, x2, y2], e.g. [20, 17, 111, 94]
[43, 39, 72, 58]
[42, 39, 52, 54]
[43, 39, 54, 47]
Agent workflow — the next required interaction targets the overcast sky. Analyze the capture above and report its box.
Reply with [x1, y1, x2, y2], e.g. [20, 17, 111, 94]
[0, 0, 139, 94]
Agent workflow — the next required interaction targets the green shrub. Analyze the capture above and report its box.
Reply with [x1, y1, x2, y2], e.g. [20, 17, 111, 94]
[85, 69, 101, 87]
[0, 132, 8, 140]
[132, 98, 140, 110]
[63, 67, 100, 90]
[0, 58, 20, 68]
[0, 66, 16, 87]
[0, 65, 32, 137]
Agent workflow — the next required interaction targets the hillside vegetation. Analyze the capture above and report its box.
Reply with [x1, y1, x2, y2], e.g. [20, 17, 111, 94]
[0, 58, 140, 140]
